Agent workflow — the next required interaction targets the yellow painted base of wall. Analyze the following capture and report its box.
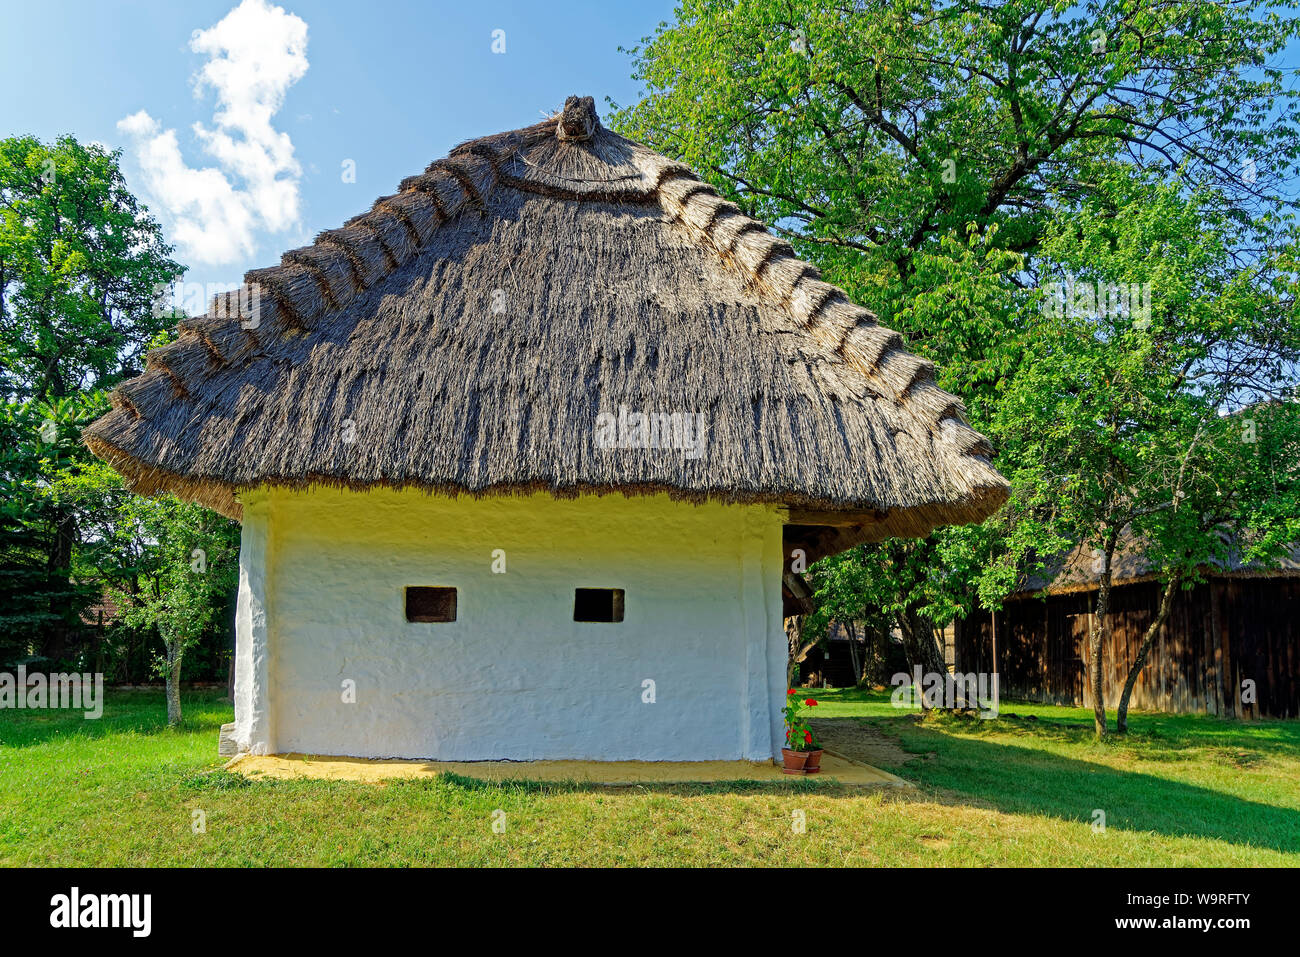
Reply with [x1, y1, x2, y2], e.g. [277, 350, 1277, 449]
[226, 750, 908, 787]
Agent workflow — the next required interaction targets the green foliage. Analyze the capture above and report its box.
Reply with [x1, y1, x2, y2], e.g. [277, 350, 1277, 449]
[0, 393, 106, 664]
[616, 1, 1300, 668]
[56, 460, 240, 679]
[999, 175, 1300, 592]
[782, 689, 822, 750]
[0, 134, 235, 691]
[108, 494, 239, 673]
[0, 134, 182, 401]
[613, 0, 1298, 327]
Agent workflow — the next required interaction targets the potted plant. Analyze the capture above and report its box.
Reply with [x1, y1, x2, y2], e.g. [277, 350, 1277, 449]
[781, 689, 824, 773]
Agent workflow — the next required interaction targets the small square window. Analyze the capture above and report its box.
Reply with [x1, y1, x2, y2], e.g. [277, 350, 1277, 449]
[406, 586, 457, 622]
[574, 587, 624, 623]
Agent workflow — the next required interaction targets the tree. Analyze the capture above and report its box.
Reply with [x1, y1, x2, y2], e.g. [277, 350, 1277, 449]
[613, 0, 1297, 343]
[0, 135, 182, 666]
[104, 490, 238, 725]
[0, 393, 106, 665]
[804, 547, 875, 686]
[996, 175, 1300, 735]
[615, 1, 1300, 729]
[0, 401, 69, 662]
[807, 540, 950, 698]
[1109, 404, 1300, 732]
[0, 135, 181, 402]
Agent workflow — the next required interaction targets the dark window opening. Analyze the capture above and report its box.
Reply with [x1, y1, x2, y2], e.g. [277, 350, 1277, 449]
[574, 587, 624, 623]
[406, 586, 457, 622]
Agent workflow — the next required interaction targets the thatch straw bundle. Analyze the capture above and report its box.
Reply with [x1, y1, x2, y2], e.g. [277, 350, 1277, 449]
[85, 96, 1008, 561]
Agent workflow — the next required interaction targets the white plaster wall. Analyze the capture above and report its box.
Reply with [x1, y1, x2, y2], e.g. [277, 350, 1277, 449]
[233, 487, 787, 761]
[231, 494, 272, 755]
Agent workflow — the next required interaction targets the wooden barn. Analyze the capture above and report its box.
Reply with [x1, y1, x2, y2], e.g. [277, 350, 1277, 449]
[953, 539, 1300, 719]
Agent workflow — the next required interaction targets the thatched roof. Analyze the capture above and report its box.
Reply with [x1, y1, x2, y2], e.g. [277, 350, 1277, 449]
[85, 96, 1007, 561]
[1012, 534, 1300, 598]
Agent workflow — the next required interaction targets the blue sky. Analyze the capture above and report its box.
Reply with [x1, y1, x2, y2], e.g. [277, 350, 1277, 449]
[0, 0, 677, 293]
[5, 0, 1296, 302]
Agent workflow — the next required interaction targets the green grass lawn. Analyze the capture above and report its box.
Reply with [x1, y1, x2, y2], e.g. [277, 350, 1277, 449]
[2, 687, 1297, 866]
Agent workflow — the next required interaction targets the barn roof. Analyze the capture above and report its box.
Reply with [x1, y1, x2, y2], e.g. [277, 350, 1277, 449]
[84, 96, 1008, 559]
[1012, 534, 1300, 597]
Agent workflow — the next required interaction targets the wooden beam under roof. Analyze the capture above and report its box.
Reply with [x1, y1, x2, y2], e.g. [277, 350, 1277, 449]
[784, 507, 887, 527]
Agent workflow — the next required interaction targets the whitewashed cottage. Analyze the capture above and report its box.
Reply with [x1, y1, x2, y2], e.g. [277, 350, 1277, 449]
[86, 97, 1007, 762]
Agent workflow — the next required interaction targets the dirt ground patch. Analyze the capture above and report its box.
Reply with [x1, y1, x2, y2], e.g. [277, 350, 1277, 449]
[227, 750, 907, 786]
[811, 718, 915, 770]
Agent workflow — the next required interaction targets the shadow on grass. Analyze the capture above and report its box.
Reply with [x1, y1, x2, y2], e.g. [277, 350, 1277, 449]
[214, 764, 893, 799]
[18, 688, 1299, 853]
[335, 715, 1300, 853]
[811, 686, 1300, 752]
[846, 714, 1300, 854]
[417, 771, 866, 799]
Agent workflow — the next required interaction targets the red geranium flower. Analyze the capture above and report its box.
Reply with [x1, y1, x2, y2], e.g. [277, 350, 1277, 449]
[787, 688, 796, 695]
[804, 730, 812, 743]
[805, 699, 818, 707]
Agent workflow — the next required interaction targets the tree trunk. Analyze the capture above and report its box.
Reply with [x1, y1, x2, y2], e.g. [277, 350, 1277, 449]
[1088, 591, 1108, 736]
[165, 645, 183, 726]
[855, 622, 871, 685]
[864, 623, 881, 685]
[897, 603, 948, 709]
[41, 506, 77, 662]
[1088, 529, 1121, 738]
[844, 620, 862, 687]
[1116, 576, 1180, 734]
[785, 616, 818, 686]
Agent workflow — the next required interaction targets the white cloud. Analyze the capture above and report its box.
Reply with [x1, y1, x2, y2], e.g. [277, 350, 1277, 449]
[117, 0, 308, 266]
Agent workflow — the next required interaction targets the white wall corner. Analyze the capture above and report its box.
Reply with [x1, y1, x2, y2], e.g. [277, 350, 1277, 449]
[739, 507, 785, 761]
[764, 516, 788, 760]
[233, 492, 273, 755]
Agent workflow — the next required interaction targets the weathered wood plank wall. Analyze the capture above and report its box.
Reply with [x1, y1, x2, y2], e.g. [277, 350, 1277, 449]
[955, 578, 1299, 719]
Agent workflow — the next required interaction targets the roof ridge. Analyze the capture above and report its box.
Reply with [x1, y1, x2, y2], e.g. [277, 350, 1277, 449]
[109, 116, 994, 468]
[111, 118, 685, 418]
[107, 146, 495, 420]
[648, 164, 993, 464]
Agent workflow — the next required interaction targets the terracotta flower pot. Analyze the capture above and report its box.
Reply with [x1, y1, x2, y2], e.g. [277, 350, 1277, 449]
[781, 748, 809, 774]
[803, 748, 824, 773]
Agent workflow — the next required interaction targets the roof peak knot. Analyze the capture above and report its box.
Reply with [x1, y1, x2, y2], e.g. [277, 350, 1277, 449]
[556, 95, 598, 142]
